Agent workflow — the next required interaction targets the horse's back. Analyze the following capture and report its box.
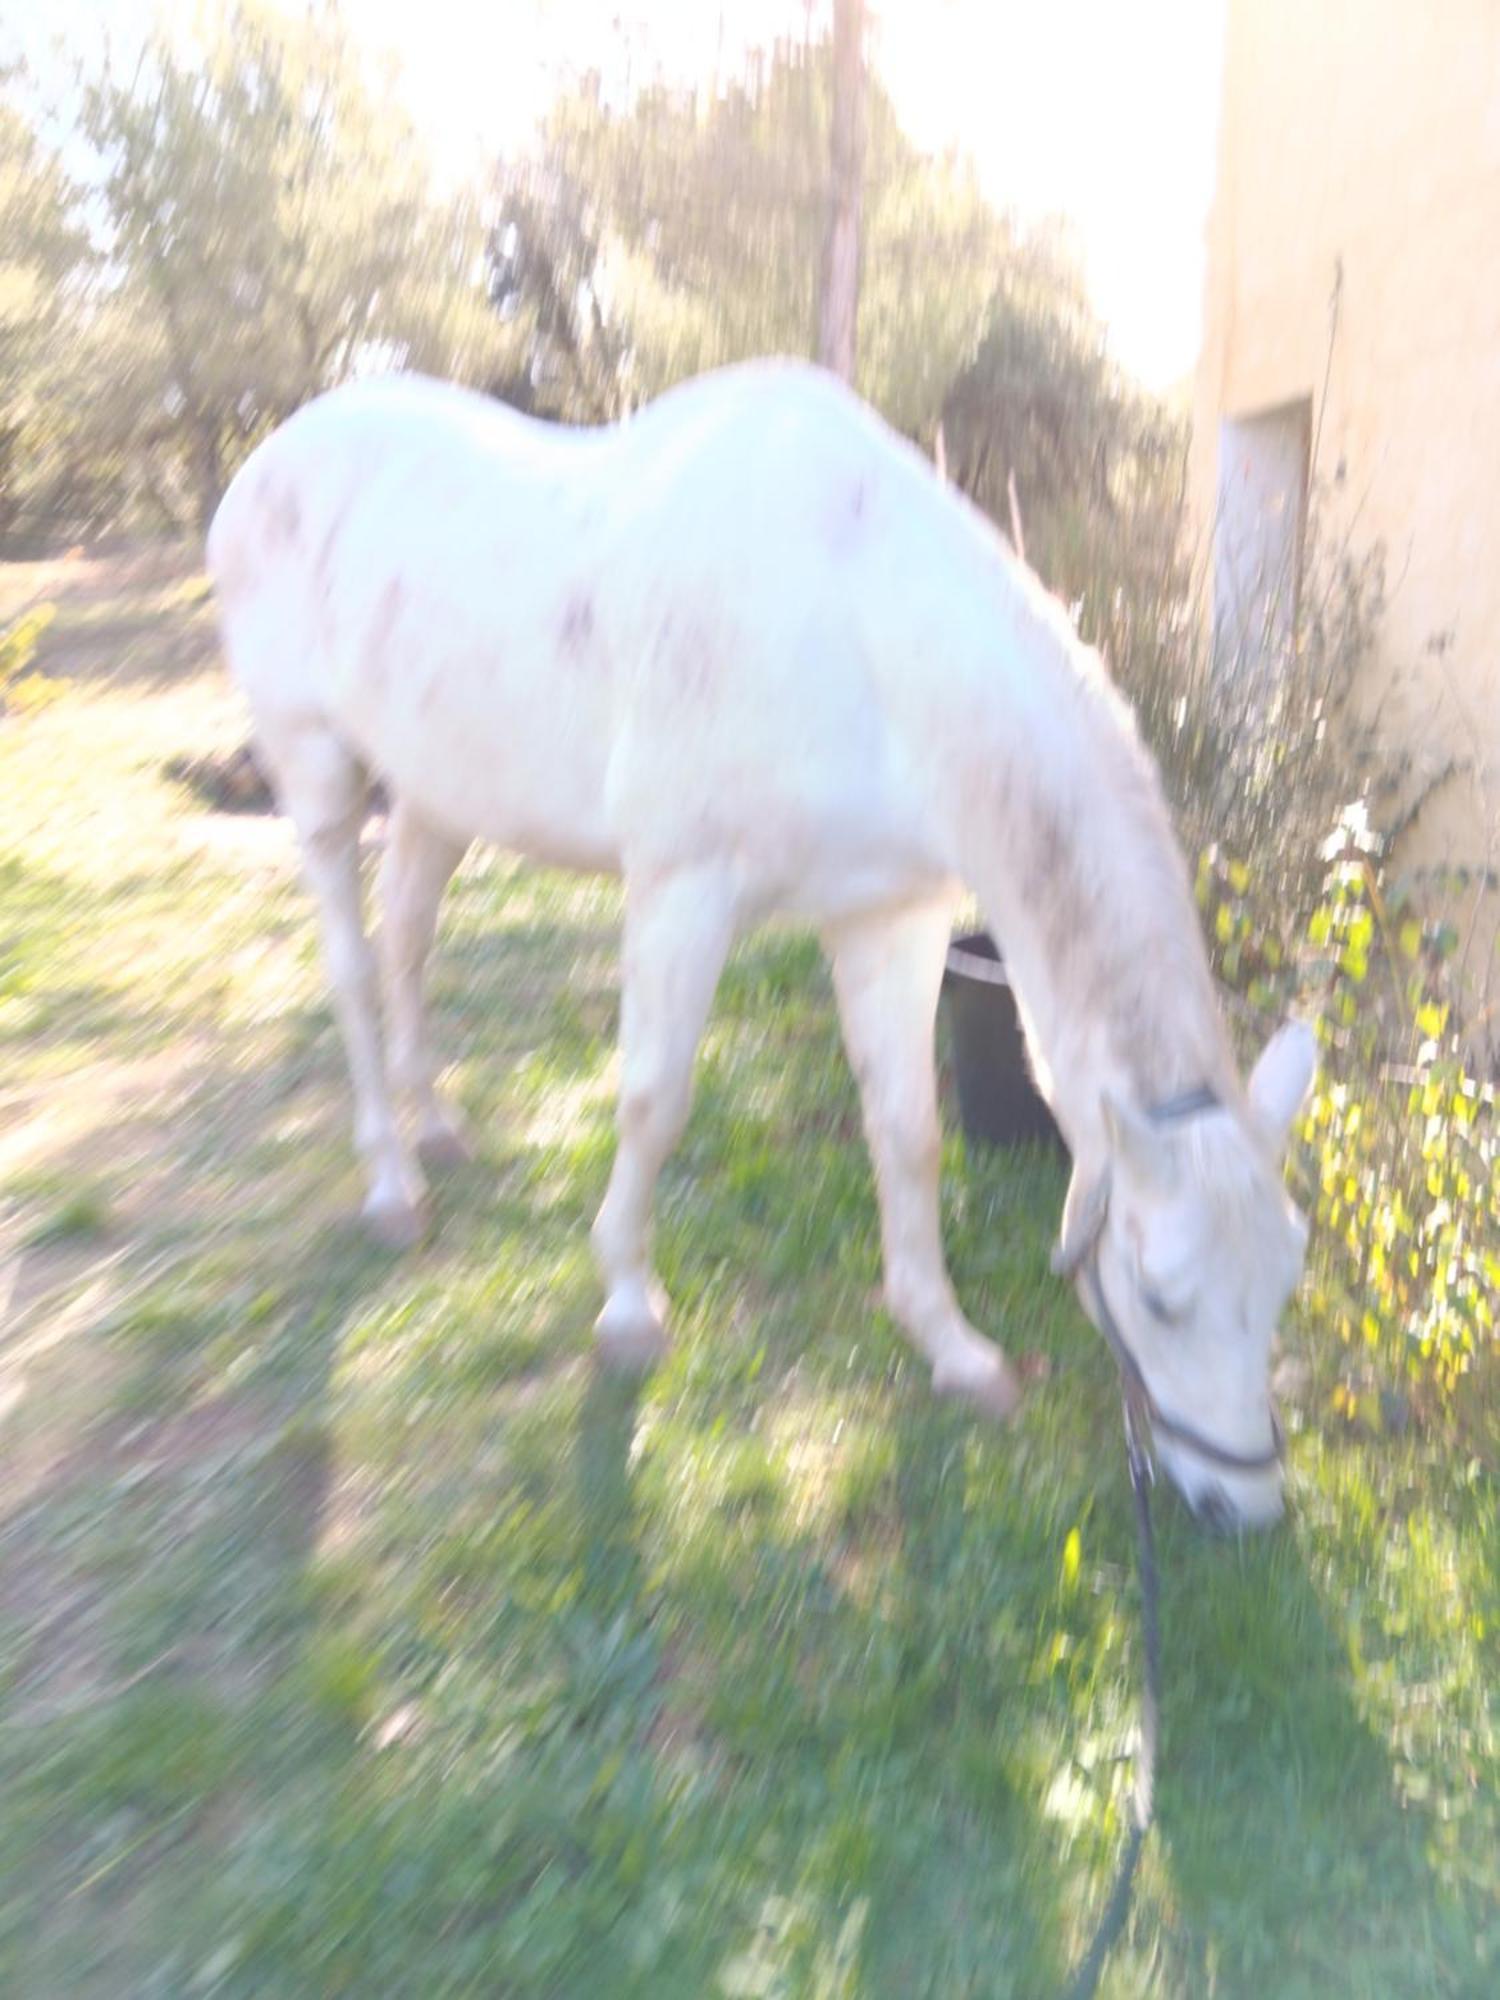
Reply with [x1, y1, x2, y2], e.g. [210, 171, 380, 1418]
[208, 363, 963, 900]
[209, 375, 627, 859]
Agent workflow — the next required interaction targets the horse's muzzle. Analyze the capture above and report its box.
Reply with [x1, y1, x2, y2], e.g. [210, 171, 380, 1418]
[1169, 1453, 1285, 1533]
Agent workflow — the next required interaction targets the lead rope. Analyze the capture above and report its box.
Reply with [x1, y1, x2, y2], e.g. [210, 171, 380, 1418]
[1056, 1080, 1242, 1995]
[1061, 1394, 1162, 2000]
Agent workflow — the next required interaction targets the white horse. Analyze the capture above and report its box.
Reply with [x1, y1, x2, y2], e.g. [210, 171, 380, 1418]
[208, 361, 1314, 1529]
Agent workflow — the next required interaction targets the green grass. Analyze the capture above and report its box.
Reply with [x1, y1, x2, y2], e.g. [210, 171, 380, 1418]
[0, 549, 1495, 1997]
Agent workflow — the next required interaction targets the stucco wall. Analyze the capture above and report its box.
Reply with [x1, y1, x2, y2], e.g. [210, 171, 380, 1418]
[1191, 0, 1500, 943]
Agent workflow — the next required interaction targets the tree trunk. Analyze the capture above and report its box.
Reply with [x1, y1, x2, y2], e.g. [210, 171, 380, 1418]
[192, 415, 224, 535]
[817, 0, 865, 385]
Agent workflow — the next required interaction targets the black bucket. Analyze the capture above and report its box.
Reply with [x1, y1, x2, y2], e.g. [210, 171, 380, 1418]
[941, 932, 1066, 1154]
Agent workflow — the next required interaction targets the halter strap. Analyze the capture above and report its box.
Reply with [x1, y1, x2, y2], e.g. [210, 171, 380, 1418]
[1082, 1252, 1286, 1475]
[1146, 1083, 1224, 1124]
[1063, 1081, 1262, 1999]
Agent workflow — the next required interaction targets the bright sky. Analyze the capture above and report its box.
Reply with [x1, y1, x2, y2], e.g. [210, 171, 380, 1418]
[13, 0, 1227, 389]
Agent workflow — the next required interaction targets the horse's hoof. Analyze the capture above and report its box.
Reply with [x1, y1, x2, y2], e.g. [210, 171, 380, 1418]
[363, 1193, 428, 1252]
[594, 1291, 670, 1373]
[932, 1348, 1021, 1422]
[416, 1123, 473, 1173]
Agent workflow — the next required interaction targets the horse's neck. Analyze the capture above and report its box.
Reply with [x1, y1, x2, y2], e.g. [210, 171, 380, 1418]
[953, 605, 1234, 1154]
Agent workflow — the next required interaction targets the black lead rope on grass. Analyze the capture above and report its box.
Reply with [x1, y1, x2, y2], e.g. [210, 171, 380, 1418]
[1048, 1081, 1280, 1993]
[1058, 1081, 1216, 2000]
[1061, 1395, 1161, 2000]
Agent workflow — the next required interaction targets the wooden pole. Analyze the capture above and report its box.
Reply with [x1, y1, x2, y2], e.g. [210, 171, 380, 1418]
[816, 0, 865, 384]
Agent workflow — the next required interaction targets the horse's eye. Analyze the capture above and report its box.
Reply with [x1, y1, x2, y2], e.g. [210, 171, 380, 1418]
[1141, 1284, 1179, 1325]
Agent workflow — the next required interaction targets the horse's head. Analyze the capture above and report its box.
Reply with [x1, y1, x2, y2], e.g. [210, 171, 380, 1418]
[1055, 1021, 1316, 1530]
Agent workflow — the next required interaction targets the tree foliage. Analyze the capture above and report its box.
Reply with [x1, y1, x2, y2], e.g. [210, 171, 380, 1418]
[3, 0, 1174, 646]
[6, 4, 505, 532]
[941, 237, 1188, 672]
[489, 34, 1009, 440]
[0, 80, 91, 537]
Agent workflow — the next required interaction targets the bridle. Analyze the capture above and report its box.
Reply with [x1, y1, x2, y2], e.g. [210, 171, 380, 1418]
[1060, 1083, 1284, 2000]
[1064, 1083, 1286, 1482]
[1084, 1240, 1286, 1476]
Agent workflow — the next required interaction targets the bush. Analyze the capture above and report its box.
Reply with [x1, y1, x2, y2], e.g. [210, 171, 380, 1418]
[942, 234, 1191, 696]
[1197, 839, 1498, 1408]
[0, 602, 58, 714]
[1113, 495, 1391, 932]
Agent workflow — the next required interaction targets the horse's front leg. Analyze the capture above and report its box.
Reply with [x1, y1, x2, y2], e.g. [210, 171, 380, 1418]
[825, 899, 1019, 1419]
[591, 865, 738, 1369]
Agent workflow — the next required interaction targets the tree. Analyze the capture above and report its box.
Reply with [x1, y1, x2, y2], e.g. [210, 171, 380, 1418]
[485, 123, 632, 422]
[941, 233, 1188, 672]
[75, 2, 503, 528]
[0, 78, 91, 536]
[490, 31, 1007, 439]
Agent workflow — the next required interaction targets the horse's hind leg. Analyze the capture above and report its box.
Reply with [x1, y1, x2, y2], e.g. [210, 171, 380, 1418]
[591, 865, 738, 1369]
[377, 801, 471, 1170]
[270, 724, 426, 1247]
[825, 899, 1018, 1419]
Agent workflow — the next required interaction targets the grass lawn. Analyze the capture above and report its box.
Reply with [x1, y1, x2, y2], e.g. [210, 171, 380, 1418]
[1, 548, 1495, 1997]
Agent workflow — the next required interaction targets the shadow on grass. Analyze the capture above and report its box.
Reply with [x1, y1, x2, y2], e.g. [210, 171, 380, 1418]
[0, 980, 404, 1989]
[1142, 1502, 1486, 1999]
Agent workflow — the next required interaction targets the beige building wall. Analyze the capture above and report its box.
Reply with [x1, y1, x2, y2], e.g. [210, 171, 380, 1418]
[1191, 0, 1500, 982]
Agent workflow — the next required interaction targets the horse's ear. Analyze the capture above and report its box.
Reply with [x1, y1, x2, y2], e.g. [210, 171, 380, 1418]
[1051, 1166, 1110, 1277]
[1101, 1089, 1175, 1187]
[1248, 1019, 1317, 1156]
